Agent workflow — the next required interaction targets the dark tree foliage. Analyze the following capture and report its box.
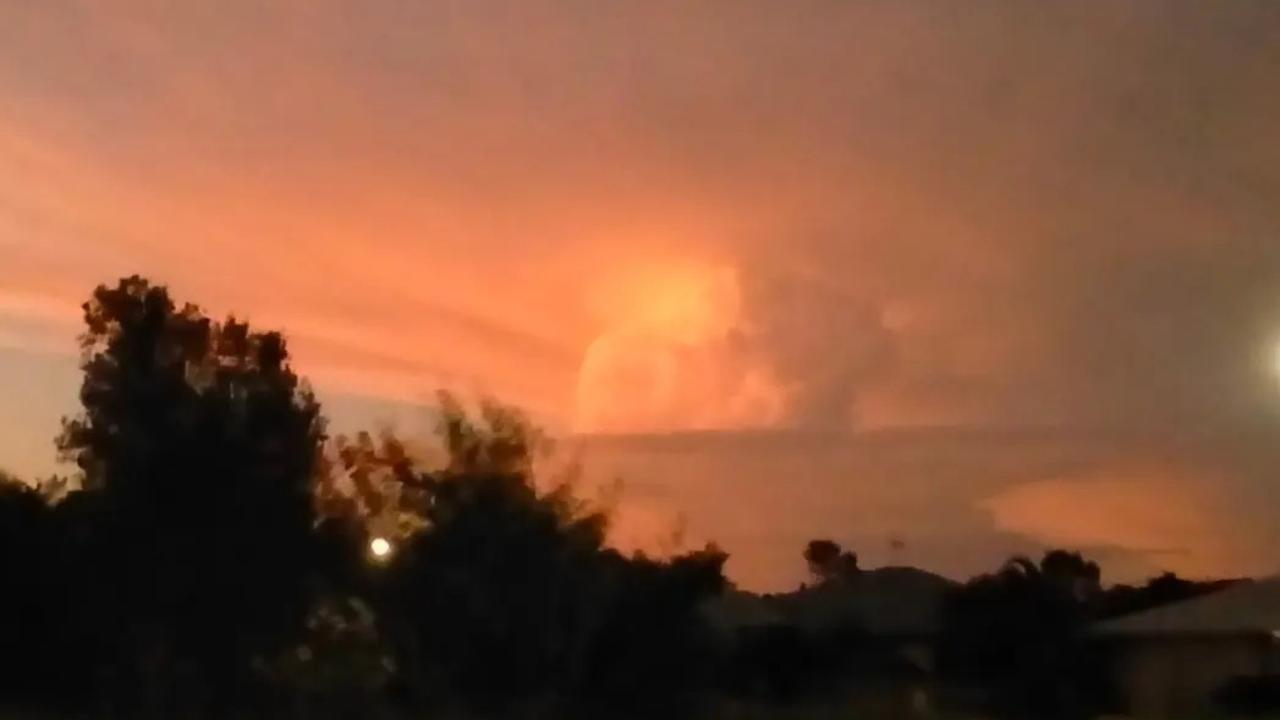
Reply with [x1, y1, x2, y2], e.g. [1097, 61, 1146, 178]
[1098, 571, 1239, 620]
[725, 624, 816, 702]
[803, 538, 860, 585]
[938, 549, 1246, 720]
[0, 475, 58, 702]
[725, 540, 922, 706]
[324, 396, 729, 717]
[54, 276, 326, 711]
[381, 406, 608, 709]
[938, 551, 1102, 720]
[576, 546, 728, 716]
[1041, 549, 1102, 601]
[0, 475, 108, 709]
[305, 399, 732, 715]
[724, 621, 883, 705]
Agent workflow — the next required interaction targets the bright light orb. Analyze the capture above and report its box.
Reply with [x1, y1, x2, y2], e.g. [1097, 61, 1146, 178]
[370, 537, 392, 559]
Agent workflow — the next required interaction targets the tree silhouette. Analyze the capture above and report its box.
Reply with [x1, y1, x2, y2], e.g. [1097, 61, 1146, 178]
[803, 538, 860, 585]
[575, 544, 728, 717]
[325, 395, 730, 716]
[55, 276, 326, 714]
[0, 474, 56, 702]
[376, 399, 604, 709]
[938, 551, 1102, 720]
[0, 471, 107, 709]
[1099, 571, 1238, 620]
[1040, 549, 1102, 603]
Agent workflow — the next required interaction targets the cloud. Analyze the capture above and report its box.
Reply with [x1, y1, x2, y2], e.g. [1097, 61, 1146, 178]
[573, 265, 787, 433]
[981, 464, 1276, 580]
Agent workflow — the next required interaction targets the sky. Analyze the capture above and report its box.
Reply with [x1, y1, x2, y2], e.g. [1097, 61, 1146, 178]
[2, 1, 1280, 590]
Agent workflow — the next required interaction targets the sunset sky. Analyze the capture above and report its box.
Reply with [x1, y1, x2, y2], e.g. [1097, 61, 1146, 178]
[2, 1, 1280, 590]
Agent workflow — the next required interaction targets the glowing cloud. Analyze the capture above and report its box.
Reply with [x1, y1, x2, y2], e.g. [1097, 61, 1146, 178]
[980, 465, 1276, 579]
[574, 265, 784, 433]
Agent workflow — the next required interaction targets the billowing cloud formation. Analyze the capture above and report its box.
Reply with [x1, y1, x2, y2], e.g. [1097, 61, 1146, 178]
[1, 1, 1279, 588]
[981, 461, 1280, 580]
[574, 264, 793, 433]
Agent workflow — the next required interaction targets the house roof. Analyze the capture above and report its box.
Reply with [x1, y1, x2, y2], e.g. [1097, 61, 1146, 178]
[1096, 577, 1280, 636]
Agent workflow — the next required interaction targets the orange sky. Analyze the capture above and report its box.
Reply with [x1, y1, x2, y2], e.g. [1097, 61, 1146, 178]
[2, 1, 1280, 590]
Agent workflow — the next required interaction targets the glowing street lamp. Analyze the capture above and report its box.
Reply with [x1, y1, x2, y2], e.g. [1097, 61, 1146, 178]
[370, 536, 393, 561]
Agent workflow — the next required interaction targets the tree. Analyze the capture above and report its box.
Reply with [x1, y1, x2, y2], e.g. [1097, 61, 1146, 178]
[575, 545, 728, 717]
[346, 395, 728, 716]
[378, 399, 604, 709]
[938, 551, 1100, 720]
[55, 276, 326, 713]
[1040, 549, 1102, 603]
[803, 538, 859, 584]
[1099, 571, 1238, 620]
[0, 472, 114, 710]
[0, 474, 56, 701]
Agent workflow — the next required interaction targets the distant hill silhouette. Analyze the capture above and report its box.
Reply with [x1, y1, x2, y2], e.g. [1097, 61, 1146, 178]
[706, 565, 955, 638]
